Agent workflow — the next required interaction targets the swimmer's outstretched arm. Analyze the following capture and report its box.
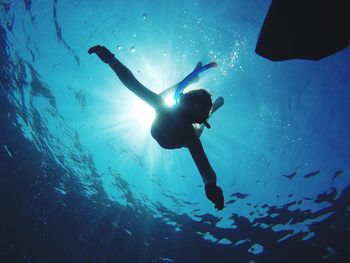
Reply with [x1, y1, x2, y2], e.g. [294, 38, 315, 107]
[188, 133, 224, 210]
[88, 45, 163, 109]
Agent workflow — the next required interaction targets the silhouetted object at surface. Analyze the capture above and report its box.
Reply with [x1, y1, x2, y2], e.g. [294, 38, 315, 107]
[255, 0, 350, 61]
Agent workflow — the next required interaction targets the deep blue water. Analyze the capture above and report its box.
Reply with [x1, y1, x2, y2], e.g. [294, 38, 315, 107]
[1, 1, 350, 262]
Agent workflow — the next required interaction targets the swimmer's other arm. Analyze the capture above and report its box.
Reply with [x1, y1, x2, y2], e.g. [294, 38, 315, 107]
[188, 136, 224, 210]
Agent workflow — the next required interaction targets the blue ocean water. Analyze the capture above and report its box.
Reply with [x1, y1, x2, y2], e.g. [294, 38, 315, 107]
[1, 0, 350, 262]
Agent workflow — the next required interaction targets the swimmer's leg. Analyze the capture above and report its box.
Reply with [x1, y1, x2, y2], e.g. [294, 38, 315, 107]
[88, 45, 163, 109]
[158, 62, 202, 98]
[195, 96, 224, 138]
[158, 83, 178, 99]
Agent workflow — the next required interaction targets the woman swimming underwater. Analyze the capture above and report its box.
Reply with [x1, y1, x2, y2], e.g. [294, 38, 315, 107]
[88, 45, 224, 210]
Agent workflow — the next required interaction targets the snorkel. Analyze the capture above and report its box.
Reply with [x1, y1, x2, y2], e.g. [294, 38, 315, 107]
[203, 120, 211, 129]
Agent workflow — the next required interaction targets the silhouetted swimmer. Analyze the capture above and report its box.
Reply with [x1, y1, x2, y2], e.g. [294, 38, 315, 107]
[88, 45, 224, 210]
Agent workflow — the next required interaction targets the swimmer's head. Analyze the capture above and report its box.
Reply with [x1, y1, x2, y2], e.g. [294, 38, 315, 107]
[178, 89, 212, 126]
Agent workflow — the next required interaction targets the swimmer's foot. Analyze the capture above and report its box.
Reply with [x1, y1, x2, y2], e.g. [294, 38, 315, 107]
[195, 61, 203, 70]
[212, 96, 224, 113]
[189, 62, 203, 84]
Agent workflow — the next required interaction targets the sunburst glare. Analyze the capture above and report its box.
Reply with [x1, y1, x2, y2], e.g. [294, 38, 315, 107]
[128, 97, 155, 128]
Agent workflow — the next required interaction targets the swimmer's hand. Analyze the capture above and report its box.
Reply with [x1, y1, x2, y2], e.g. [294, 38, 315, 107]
[88, 45, 115, 63]
[205, 184, 224, 210]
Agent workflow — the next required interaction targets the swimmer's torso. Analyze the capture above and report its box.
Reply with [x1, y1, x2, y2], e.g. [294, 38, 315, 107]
[151, 106, 194, 149]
